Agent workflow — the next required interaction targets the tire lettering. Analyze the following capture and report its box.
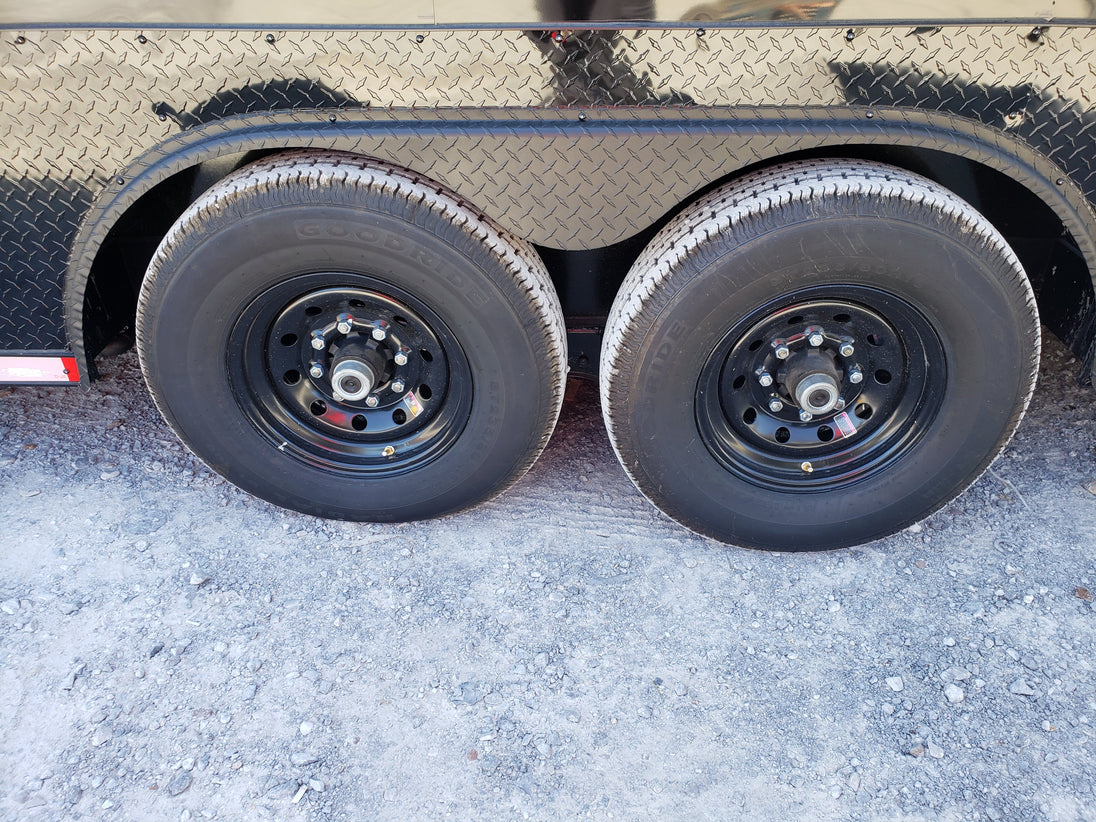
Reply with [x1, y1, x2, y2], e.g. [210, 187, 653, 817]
[293, 220, 486, 304]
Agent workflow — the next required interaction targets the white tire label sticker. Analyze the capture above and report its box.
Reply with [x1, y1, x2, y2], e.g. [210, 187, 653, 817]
[404, 391, 424, 418]
[834, 411, 858, 438]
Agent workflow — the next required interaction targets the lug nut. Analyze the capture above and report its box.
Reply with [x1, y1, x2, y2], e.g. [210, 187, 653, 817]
[849, 369, 864, 384]
[310, 332, 325, 350]
[769, 398, 784, 413]
[365, 395, 379, 408]
[839, 343, 855, 357]
[309, 364, 324, 379]
[391, 380, 406, 394]
[394, 351, 409, 366]
[371, 322, 389, 342]
[808, 331, 824, 347]
[774, 344, 790, 360]
[799, 409, 813, 422]
[336, 313, 353, 335]
[757, 371, 773, 387]
[835, 398, 846, 411]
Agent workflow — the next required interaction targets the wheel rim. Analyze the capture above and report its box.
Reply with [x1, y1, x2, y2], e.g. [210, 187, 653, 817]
[228, 272, 471, 475]
[696, 285, 946, 490]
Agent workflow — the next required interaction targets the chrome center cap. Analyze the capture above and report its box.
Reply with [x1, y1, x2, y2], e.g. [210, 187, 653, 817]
[331, 359, 375, 402]
[794, 373, 841, 415]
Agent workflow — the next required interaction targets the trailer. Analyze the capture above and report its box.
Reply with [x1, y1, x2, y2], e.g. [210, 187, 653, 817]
[2, 1, 1094, 549]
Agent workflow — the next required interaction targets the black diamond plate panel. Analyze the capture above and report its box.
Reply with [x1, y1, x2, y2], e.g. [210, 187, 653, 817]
[2, 24, 1096, 354]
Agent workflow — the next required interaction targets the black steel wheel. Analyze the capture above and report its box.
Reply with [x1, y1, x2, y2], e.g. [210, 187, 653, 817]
[137, 152, 566, 521]
[230, 277, 470, 474]
[601, 159, 1040, 550]
[695, 286, 945, 490]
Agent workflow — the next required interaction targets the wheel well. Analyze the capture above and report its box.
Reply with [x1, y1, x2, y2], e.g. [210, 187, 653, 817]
[83, 145, 1095, 369]
[81, 151, 268, 360]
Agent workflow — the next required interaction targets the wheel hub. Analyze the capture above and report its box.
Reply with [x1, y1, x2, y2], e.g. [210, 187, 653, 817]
[793, 372, 841, 416]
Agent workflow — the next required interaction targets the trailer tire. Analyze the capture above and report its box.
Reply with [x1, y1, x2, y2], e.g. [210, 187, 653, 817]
[601, 159, 1040, 550]
[136, 152, 566, 521]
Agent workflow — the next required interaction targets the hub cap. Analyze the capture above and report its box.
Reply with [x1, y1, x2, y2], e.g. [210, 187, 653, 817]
[695, 285, 946, 490]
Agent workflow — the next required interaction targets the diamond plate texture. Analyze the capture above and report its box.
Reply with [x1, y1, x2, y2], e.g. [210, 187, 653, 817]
[2, 24, 1096, 353]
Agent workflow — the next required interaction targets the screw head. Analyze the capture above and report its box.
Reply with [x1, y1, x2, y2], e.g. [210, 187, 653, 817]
[799, 409, 813, 422]
[372, 327, 387, 341]
[808, 332, 824, 347]
[365, 396, 379, 408]
[849, 369, 864, 384]
[310, 334, 325, 350]
[394, 351, 409, 366]
[382, 445, 395, 457]
[839, 343, 854, 357]
[774, 344, 790, 360]
[309, 365, 323, 379]
[801, 461, 814, 473]
[391, 380, 405, 394]
[757, 371, 773, 387]
[768, 398, 784, 413]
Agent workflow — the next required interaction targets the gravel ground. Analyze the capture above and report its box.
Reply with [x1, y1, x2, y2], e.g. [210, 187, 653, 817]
[1, 330, 1095, 821]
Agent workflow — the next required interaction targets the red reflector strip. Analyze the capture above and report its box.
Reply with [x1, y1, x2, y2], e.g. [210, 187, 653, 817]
[0, 355, 80, 384]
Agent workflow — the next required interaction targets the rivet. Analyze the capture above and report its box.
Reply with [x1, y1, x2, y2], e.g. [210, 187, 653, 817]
[866, 111, 875, 119]
[265, 33, 276, 43]
[578, 112, 587, 121]
[115, 176, 125, 185]
[415, 34, 425, 44]
[696, 28, 706, 37]
[845, 28, 855, 42]
[1028, 26, 1043, 42]
[1056, 178, 1065, 186]
[328, 113, 337, 123]
[158, 113, 167, 122]
[14, 36, 26, 45]
[137, 35, 147, 44]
